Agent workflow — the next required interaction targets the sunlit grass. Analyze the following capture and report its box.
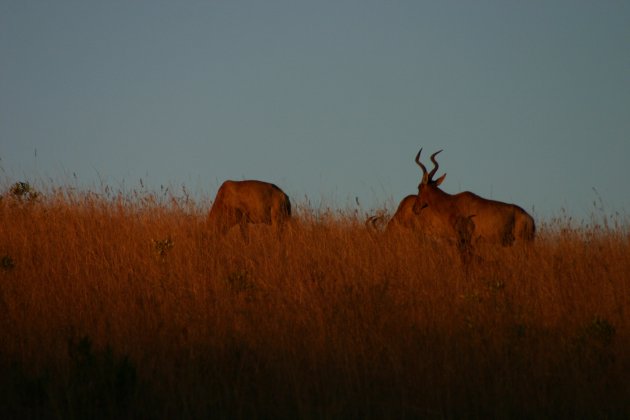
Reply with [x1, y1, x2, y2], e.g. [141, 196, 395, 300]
[1, 182, 628, 418]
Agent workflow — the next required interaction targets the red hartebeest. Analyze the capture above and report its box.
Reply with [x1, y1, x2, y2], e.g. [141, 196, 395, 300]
[413, 149, 535, 246]
[382, 194, 475, 253]
[208, 180, 291, 236]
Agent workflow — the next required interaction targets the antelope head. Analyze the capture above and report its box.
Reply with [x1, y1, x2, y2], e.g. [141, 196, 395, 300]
[412, 148, 446, 214]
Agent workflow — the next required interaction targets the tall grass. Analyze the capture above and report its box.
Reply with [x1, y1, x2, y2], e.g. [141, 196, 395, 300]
[1, 183, 628, 418]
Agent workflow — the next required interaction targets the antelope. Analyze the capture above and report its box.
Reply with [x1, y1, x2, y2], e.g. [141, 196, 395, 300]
[413, 149, 535, 246]
[365, 169, 475, 253]
[384, 193, 475, 254]
[207, 180, 291, 236]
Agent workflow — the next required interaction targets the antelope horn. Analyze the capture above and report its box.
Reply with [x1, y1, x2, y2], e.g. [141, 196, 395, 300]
[428, 149, 443, 180]
[415, 148, 429, 184]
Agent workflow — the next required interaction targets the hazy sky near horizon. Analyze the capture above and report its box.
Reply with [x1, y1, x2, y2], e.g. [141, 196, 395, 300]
[1, 1, 629, 220]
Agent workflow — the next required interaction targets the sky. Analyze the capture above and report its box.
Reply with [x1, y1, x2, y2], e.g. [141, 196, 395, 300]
[1, 0, 629, 220]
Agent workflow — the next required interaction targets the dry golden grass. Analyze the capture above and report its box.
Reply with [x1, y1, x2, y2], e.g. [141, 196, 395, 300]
[1, 183, 628, 418]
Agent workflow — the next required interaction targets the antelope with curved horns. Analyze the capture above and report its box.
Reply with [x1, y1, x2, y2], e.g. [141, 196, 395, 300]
[413, 149, 535, 245]
[208, 180, 291, 236]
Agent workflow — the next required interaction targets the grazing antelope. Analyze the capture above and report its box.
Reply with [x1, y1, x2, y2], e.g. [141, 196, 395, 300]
[413, 149, 535, 246]
[384, 194, 475, 254]
[208, 180, 291, 236]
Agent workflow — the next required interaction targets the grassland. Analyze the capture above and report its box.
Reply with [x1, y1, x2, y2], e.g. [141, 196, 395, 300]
[1, 183, 628, 419]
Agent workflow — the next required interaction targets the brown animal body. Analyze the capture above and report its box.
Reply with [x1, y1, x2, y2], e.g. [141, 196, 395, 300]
[386, 195, 424, 231]
[208, 180, 291, 235]
[413, 149, 535, 246]
[386, 194, 475, 253]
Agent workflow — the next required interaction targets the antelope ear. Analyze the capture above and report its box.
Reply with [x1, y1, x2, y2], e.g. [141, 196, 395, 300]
[434, 173, 446, 186]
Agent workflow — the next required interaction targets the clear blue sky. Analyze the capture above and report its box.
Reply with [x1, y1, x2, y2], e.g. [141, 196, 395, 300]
[1, 1, 629, 220]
